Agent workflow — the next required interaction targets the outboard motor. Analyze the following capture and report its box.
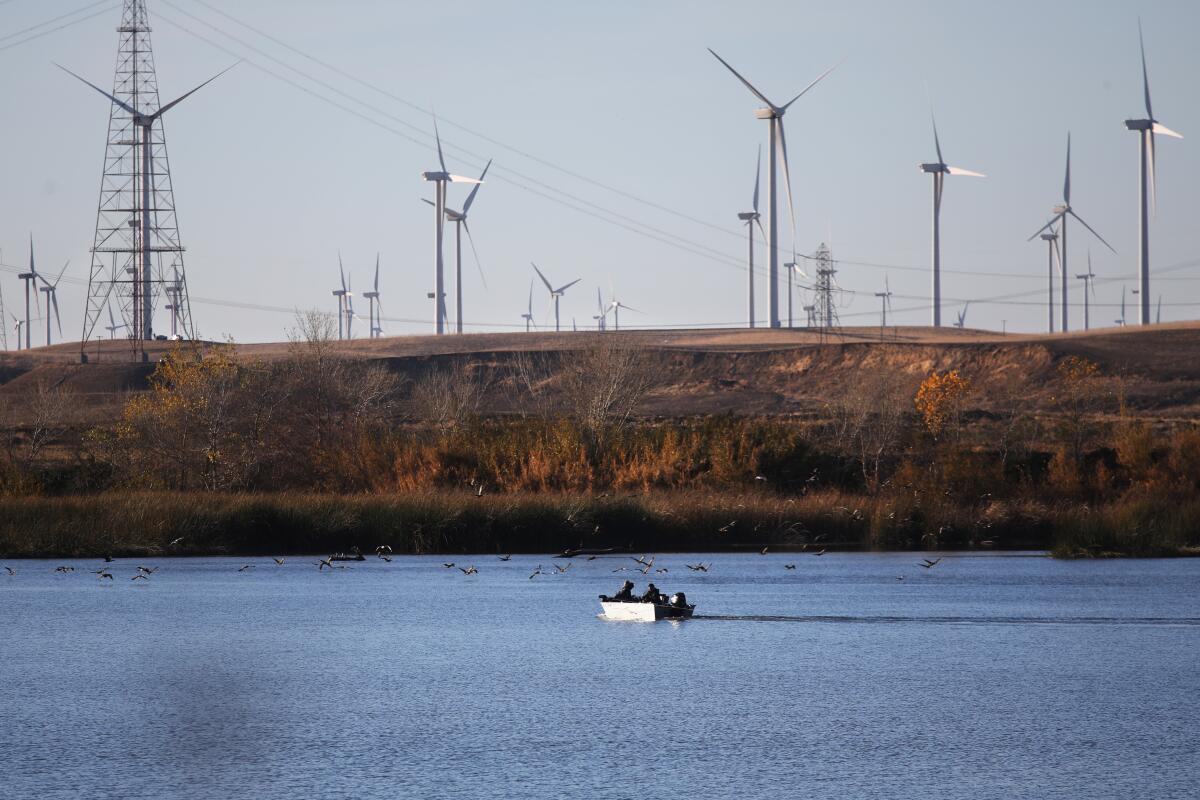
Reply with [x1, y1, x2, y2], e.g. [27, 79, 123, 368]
[670, 592, 688, 608]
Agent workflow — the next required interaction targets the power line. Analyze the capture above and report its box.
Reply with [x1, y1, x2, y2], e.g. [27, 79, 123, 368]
[0, 1, 117, 53]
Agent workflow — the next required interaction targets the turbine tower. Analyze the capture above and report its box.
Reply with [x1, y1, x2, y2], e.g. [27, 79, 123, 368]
[61, 0, 233, 361]
[736, 147, 765, 328]
[1028, 134, 1115, 332]
[17, 237, 40, 350]
[1076, 252, 1096, 331]
[0, 276, 6, 351]
[531, 263, 579, 333]
[521, 278, 535, 332]
[1125, 21, 1182, 326]
[874, 277, 893, 330]
[332, 255, 348, 340]
[1039, 228, 1059, 333]
[362, 255, 382, 339]
[421, 119, 482, 335]
[710, 49, 837, 328]
[38, 262, 69, 347]
[920, 112, 985, 327]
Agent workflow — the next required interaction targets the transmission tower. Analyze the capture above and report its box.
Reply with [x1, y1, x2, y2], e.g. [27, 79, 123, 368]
[77, 0, 197, 361]
[811, 242, 840, 333]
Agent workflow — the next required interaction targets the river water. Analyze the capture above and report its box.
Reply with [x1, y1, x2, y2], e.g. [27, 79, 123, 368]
[1, 552, 1197, 799]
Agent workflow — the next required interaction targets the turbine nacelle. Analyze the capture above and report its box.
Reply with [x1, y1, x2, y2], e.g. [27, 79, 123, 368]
[737, 211, 760, 221]
[422, 170, 481, 184]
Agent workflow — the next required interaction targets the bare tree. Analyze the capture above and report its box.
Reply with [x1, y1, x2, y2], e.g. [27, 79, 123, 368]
[827, 370, 913, 491]
[559, 341, 656, 452]
[410, 359, 488, 434]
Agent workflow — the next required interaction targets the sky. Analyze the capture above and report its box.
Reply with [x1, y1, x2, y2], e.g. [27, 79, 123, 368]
[0, 0, 1198, 345]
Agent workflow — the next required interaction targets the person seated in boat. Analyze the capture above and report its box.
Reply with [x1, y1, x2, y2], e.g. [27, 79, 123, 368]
[641, 583, 662, 604]
[611, 580, 635, 601]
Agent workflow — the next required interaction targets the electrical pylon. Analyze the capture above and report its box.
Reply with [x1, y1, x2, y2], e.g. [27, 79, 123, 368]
[78, 0, 195, 361]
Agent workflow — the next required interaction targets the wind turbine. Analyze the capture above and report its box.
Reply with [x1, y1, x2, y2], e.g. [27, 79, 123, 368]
[531, 263, 579, 333]
[59, 62, 234, 340]
[1125, 22, 1182, 326]
[952, 303, 970, 329]
[874, 277, 894, 330]
[343, 275, 356, 339]
[593, 288, 608, 332]
[736, 147, 766, 328]
[163, 265, 184, 338]
[447, 161, 489, 334]
[606, 287, 641, 332]
[10, 315, 22, 351]
[0, 269, 6, 350]
[38, 261, 69, 347]
[421, 118, 483, 335]
[1028, 134, 1116, 332]
[921, 112, 985, 327]
[1075, 252, 1097, 331]
[1115, 287, 1127, 327]
[361, 255, 383, 339]
[332, 255, 348, 340]
[17, 236, 40, 350]
[104, 303, 128, 340]
[521, 278, 535, 332]
[710, 49, 837, 328]
[1156, 295, 1162, 324]
[1039, 228, 1059, 333]
[784, 257, 808, 329]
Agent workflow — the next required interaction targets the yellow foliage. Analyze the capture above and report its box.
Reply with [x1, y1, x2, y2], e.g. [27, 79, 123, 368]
[914, 369, 972, 437]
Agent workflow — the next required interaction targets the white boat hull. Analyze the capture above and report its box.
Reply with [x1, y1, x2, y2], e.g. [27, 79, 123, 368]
[600, 600, 695, 622]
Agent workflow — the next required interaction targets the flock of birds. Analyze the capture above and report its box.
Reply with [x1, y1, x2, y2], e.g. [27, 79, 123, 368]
[1, 546, 950, 584]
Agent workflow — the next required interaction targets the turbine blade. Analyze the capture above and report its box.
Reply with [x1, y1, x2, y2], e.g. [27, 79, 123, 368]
[1063, 132, 1071, 205]
[1148, 130, 1157, 215]
[463, 220, 487, 289]
[947, 166, 986, 177]
[556, 278, 582, 294]
[152, 63, 238, 119]
[707, 48, 776, 109]
[56, 64, 138, 116]
[1027, 213, 1065, 242]
[1139, 19, 1153, 120]
[108, 305, 116, 329]
[52, 293, 61, 339]
[531, 263, 554, 293]
[462, 159, 491, 214]
[1151, 122, 1183, 139]
[527, 278, 534, 314]
[777, 119, 797, 256]
[752, 145, 761, 213]
[53, 260, 69, 288]
[421, 198, 436, 207]
[779, 60, 841, 111]
[374, 254, 380, 293]
[1068, 210, 1117, 254]
[597, 287, 604, 314]
[434, 115, 448, 174]
[447, 174, 483, 184]
[339, 253, 347, 293]
[755, 217, 767, 244]
[931, 110, 944, 164]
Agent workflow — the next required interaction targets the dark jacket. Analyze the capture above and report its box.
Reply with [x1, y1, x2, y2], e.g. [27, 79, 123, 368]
[641, 584, 661, 603]
[613, 582, 634, 601]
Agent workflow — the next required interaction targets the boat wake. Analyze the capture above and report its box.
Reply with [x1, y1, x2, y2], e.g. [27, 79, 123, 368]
[693, 614, 1200, 627]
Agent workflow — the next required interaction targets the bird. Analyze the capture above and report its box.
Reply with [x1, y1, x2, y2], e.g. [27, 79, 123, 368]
[476, 483, 485, 498]
[812, 549, 827, 556]
[529, 565, 543, 579]
[498, 554, 512, 561]
[3, 566, 14, 576]
[379, 555, 393, 563]
[459, 565, 478, 575]
[168, 537, 185, 547]
[98, 572, 113, 581]
[137, 566, 158, 575]
[718, 521, 737, 533]
[784, 564, 796, 570]
[632, 555, 654, 567]
[272, 557, 285, 566]
[316, 556, 334, 571]
[919, 557, 943, 569]
[754, 475, 768, 482]
[54, 566, 75, 573]
[103, 555, 114, 563]
[685, 563, 709, 573]
[131, 574, 149, 581]
[238, 565, 253, 572]
[655, 567, 669, 574]
[612, 566, 629, 573]
[553, 563, 571, 574]
[375, 544, 392, 556]
[896, 575, 905, 581]
[443, 562, 456, 569]
[760, 547, 769, 555]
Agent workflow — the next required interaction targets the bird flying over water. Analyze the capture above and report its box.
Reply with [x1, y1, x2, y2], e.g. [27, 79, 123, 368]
[685, 563, 710, 572]
[237, 564, 253, 572]
[54, 566, 74, 573]
[131, 574, 149, 581]
[169, 537, 185, 547]
[137, 566, 158, 575]
[529, 565, 543, 579]
[498, 554, 512, 561]
[784, 564, 796, 570]
[919, 557, 943, 569]
[459, 565, 478, 575]
[375, 545, 392, 556]
[3, 565, 15, 576]
[272, 558, 285, 566]
[98, 572, 113, 580]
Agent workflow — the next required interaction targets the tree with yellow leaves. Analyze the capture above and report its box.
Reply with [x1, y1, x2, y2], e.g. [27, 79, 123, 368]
[914, 369, 972, 439]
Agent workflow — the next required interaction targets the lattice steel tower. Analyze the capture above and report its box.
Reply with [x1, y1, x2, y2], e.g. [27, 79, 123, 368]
[75, 0, 214, 360]
[811, 243, 839, 332]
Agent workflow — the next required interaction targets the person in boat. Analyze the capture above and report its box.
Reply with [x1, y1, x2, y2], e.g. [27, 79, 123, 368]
[612, 580, 635, 601]
[641, 583, 662, 604]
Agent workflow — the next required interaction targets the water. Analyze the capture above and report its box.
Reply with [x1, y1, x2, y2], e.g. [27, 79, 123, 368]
[2, 552, 1198, 799]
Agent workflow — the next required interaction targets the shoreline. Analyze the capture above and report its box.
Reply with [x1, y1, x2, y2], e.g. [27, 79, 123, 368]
[2, 490, 1195, 560]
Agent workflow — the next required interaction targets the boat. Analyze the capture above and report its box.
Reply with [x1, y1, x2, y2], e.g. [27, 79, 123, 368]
[599, 594, 695, 622]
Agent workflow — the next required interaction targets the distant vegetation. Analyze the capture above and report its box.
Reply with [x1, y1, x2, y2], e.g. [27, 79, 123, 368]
[2, 315, 1198, 558]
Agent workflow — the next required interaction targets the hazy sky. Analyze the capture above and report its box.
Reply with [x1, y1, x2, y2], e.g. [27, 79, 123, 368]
[1, 0, 1198, 344]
